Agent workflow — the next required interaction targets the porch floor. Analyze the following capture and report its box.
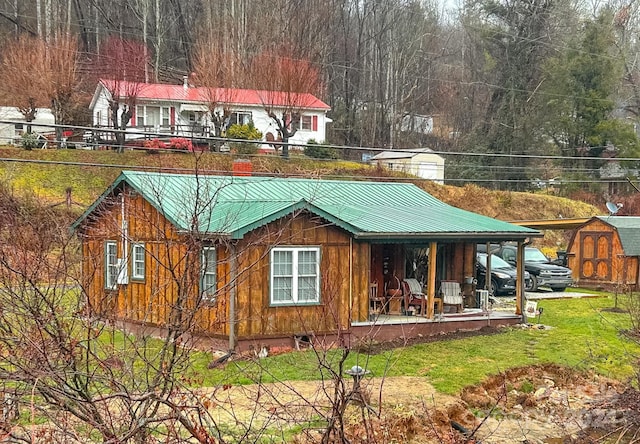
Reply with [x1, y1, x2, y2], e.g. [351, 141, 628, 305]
[352, 308, 520, 326]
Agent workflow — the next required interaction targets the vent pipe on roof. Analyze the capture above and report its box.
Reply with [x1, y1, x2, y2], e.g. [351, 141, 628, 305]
[183, 75, 188, 89]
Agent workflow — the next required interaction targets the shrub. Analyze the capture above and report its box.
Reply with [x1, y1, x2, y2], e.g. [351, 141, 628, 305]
[169, 137, 193, 151]
[143, 139, 167, 150]
[304, 139, 339, 159]
[227, 123, 262, 155]
[21, 132, 40, 150]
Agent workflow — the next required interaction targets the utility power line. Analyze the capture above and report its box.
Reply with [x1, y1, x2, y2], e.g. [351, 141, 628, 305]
[3, 120, 638, 163]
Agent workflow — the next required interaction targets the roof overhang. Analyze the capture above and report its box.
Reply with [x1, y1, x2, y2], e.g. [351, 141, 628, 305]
[508, 218, 590, 230]
[354, 231, 541, 242]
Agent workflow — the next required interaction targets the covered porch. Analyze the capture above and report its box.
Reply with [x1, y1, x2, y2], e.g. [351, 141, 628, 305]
[358, 235, 536, 327]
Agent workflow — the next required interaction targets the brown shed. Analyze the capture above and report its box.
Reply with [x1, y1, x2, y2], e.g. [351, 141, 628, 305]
[72, 171, 538, 350]
[566, 216, 640, 290]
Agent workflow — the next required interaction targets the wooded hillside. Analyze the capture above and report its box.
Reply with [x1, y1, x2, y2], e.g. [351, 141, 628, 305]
[1, 0, 639, 194]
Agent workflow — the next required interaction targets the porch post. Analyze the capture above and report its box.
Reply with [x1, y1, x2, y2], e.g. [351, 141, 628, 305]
[516, 241, 525, 316]
[426, 241, 438, 318]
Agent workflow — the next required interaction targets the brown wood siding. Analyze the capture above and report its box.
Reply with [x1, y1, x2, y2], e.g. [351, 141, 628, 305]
[79, 191, 368, 340]
[80, 189, 227, 334]
[442, 242, 471, 283]
[352, 241, 370, 323]
[230, 213, 363, 339]
[567, 219, 639, 288]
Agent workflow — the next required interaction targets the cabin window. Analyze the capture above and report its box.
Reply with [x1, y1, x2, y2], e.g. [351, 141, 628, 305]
[229, 112, 252, 126]
[270, 247, 320, 305]
[201, 247, 217, 301]
[105, 241, 118, 290]
[299, 115, 312, 131]
[131, 243, 145, 280]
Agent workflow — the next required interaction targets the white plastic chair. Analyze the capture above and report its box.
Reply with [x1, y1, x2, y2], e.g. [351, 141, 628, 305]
[440, 280, 463, 313]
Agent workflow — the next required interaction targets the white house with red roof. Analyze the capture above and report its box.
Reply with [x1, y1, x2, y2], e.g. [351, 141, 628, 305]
[89, 78, 331, 147]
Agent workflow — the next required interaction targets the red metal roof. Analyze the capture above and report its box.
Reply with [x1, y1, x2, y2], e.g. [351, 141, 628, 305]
[99, 79, 330, 110]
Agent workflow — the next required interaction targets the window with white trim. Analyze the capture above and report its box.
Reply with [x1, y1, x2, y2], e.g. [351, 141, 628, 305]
[299, 115, 313, 131]
[230, 111, 252, 126]
[136, 105, 171, 127]
[201, 247, 217, 301]
[136, 105, 144, 127]
[270, 247, 320, 305]
[131, 243, 145, 280]
[105, 241, 118, 290]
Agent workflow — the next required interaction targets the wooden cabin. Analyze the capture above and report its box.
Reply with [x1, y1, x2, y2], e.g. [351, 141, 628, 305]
[72, 171, 539, 350]
[566, 216, 640, 290]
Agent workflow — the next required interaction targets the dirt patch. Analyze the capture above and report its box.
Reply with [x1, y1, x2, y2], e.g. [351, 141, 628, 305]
[206, 364, 639, 443]
[461, 364, 638, 444]
[601, 307, 628, 314]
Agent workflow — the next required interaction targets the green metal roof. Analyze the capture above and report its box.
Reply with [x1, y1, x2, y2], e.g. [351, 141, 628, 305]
[596, 216, 640, 256]
[72, 171, 540, 241]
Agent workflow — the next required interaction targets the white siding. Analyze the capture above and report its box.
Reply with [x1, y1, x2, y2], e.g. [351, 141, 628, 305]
[371, 151, 445, 184]
[0, 107, 55, 145]
[90, 86, 328, 146]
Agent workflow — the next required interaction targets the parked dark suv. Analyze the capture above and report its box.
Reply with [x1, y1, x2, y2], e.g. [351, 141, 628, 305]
[476, 253, 531, 296]
[479, 244, 573, 292]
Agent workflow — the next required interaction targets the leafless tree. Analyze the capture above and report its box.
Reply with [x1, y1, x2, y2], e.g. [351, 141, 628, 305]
[192, 33, 246, 151]
[0, 35, 48, 133]
[0, 173, 234, 442]
[93, 35, 149, 152]
[0, 163, 400, 443]
[45, 33, 80, 145]
[250, 51, 323, 158]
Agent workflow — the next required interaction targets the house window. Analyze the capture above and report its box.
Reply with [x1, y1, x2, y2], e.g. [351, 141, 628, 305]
[137, 106, 170, 127]
[161, 107, 170, 127]
[105, 241, 118, 290]
[136, 105, 144, 127]
[299, 115, 312, 131]
[270, 247, 320, 305]
[131, 243, 145, 280]
[230, 112, 252, 126]
[201, 247, 217, 301]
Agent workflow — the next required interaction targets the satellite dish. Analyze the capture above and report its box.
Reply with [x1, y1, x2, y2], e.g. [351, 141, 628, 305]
[606, 201, 623, 215]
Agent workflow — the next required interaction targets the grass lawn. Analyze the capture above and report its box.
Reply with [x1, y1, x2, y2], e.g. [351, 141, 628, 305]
[192, 292, 639, 394]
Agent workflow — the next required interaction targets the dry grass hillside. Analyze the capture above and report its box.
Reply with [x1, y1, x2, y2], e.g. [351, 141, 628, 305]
[0, 147, 602, 249]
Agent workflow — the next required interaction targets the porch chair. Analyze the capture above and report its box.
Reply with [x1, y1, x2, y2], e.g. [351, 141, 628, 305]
[403, 278, 443, 316]
[402, 278, 425, 315]
[439, 280, 463, 313]
[369, 281, 386, 318]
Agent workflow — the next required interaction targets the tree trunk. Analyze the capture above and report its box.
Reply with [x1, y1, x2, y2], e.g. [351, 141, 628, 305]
[281, 135, 289, 158]
[36, 0, 42, 37]
[154, 0, 160, 82]
[13, 0, 18, 35]
[44, 0, 51, 42]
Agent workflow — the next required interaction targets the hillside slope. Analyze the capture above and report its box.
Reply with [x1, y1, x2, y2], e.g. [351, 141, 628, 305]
[0, 147, 601, 247]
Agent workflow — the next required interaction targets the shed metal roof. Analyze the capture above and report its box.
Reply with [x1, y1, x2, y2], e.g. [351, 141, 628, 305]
[72, 171, 540, 241]
[595, 216, 640, 255]
[370, 148, 443, 161]
[509, 218, 590, 230]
